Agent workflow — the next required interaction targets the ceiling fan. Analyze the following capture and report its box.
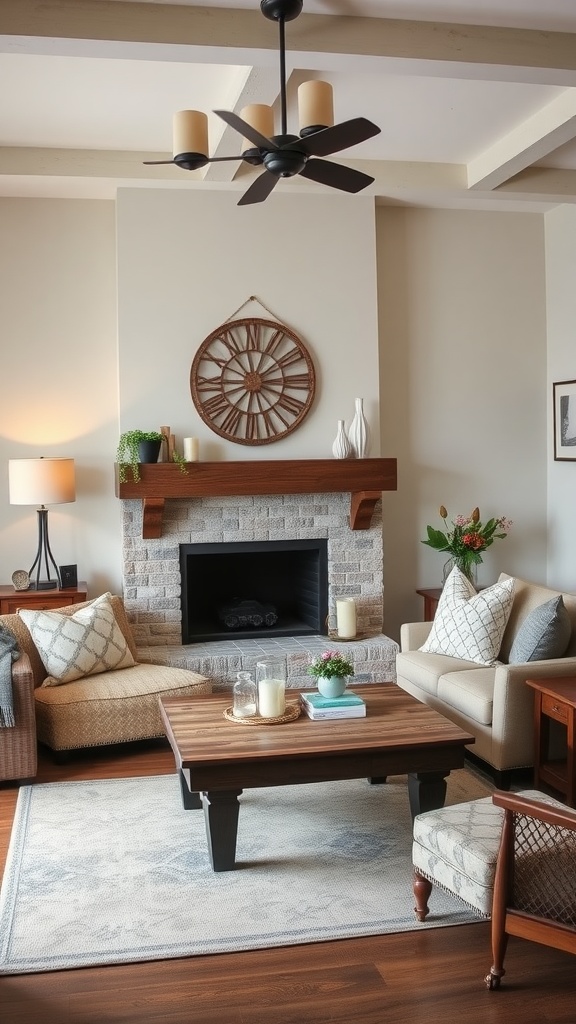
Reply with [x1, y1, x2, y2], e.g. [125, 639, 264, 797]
[144, 0, 380, 205]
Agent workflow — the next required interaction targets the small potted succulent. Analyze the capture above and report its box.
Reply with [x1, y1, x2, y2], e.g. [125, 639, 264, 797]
[117, 430, 188, 483]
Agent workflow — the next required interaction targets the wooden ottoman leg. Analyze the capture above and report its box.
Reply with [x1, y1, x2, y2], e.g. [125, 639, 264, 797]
[413, 869, 433, 921]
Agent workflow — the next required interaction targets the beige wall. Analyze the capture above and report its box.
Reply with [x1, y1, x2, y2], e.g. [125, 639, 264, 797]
[116, 188, 381, 459]
[1, 194, 568, 642]
[377, 207, 548, 640]
[0, 198, 122, 595]
[545, 205, 576, 593]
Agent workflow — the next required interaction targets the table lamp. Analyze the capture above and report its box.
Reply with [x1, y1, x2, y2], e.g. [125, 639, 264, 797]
[8, 457, 76, 590]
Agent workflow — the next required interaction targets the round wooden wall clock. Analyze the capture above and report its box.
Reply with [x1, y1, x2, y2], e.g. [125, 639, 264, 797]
[190, 317, 316, 445]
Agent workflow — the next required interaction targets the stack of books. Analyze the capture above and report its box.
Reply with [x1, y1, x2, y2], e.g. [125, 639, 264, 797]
[300, 690, 366, 720]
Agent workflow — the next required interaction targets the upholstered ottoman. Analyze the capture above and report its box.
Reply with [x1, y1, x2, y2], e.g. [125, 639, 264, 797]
[412, 789, 567, 921]
[34, 663, 211, 751]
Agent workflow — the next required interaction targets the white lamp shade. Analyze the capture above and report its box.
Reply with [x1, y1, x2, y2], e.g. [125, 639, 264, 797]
[8, 458, 76, 506]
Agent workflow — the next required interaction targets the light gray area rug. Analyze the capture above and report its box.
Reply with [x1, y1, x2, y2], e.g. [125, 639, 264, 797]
[0, 770, 491, 975]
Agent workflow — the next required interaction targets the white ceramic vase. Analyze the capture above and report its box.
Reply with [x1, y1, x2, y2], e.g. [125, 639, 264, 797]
[332, 419, 353, 459]
[348, 397, 369, 458]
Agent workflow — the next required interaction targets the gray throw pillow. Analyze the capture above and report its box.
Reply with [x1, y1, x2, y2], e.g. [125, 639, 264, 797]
[508, 595, 572, 664]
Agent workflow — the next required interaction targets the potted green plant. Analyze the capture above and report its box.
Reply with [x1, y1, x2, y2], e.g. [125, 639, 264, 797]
[307, 650, 354, 699]
[116, 430, 188, 483]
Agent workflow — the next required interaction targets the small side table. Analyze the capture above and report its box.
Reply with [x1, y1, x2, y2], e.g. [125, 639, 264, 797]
[525, 676, 576, 807]
[0, 583, 88, 615]
[416, 588, 442, 621]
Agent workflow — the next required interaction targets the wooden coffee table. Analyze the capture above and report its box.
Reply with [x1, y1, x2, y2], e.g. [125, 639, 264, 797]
[159, 684, 474, 871]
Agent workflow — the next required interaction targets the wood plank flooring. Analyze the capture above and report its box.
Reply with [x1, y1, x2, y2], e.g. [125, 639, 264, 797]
[0, 740, 574, 1024]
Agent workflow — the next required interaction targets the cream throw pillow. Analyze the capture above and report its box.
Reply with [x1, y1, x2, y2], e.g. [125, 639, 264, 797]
[19, 592, 135, 685]
[420, 567, 515, 666]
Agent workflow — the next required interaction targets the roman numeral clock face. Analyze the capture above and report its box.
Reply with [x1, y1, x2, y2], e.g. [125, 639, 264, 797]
[190, 318, 316, 445]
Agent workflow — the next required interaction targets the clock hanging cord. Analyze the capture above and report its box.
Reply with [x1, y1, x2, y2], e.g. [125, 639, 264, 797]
[224, 295, 291, 330]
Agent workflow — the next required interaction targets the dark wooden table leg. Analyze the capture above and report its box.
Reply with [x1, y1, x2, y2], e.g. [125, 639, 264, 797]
[179, 768, 202, 809]
[203, 789, 243, 871]
[408, 770, 449, 818]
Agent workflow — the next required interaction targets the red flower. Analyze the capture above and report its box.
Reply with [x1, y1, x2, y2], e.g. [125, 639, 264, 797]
[462, 532, 484, 551]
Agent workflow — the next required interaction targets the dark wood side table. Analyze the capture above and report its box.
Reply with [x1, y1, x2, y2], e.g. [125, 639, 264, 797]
[416, 588, 442, 621]
[0, 583, 88, 615]
[525, 676, 576, 807]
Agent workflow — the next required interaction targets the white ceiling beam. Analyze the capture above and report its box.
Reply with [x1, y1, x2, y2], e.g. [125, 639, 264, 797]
[468, 88, 576, 190]
[495, 165, 576, 201]
[1, 146, 574, 209]
[202, 66, 279, 182]
[3, 0, 576, 87]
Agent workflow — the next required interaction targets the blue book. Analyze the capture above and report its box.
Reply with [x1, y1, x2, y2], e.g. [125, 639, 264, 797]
[301, 690, 365, 709]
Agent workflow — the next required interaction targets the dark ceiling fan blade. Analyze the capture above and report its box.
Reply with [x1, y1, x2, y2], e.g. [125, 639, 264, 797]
[300, 158, 374, 194]
[293, 117, 380, 158]
[238, 170, 279, 206]
[214, 109, 278, 151]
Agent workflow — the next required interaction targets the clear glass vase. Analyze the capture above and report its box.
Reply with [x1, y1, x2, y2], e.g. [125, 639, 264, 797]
[442, 556, 478, 587]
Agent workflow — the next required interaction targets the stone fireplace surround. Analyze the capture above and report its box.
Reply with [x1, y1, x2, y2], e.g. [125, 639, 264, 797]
[121, 481, 398, 691]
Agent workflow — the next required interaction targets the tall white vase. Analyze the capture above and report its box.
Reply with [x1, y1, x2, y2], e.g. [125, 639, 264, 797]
[332, 419, 352, 459]
[348, 397, 369, 458]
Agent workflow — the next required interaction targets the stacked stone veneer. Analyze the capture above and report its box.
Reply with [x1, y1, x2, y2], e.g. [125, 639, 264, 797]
[121, 491, 398, 690]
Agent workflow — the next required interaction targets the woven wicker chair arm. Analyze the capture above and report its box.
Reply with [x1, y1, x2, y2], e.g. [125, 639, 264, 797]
[11, 651, 35, 692]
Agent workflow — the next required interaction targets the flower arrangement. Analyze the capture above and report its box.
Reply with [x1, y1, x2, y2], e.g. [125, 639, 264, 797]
[422, 506, 512, 582]
[308, 650, 354, 680]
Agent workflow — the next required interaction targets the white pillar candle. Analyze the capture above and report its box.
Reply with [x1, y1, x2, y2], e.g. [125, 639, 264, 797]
[336, 598, 357, 639]
[183, 437, 199, 462]
[258, 679, 285, 718]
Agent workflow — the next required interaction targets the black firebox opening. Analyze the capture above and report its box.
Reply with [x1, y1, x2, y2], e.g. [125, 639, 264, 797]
[180, 539, 328, 644]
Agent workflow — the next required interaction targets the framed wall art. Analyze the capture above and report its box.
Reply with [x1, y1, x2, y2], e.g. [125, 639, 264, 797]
[553, 378, 576, 461]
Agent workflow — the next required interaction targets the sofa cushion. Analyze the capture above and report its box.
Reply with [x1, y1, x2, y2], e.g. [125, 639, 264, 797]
[19, 593, 135, 685]
[420, 568, 515, 667]
[396, 649, 480, 697]
[508, 595, 572, 664]
[34, 663, 211, 750]
[437, 667, 495, 725]
[498, 574, 576, 661]
[413, 789, 566, 917]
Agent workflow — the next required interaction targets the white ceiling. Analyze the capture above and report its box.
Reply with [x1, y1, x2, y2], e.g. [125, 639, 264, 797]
[2, 0, 576, 210]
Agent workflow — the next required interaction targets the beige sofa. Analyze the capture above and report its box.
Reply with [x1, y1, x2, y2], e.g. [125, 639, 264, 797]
[396, 574, 576, 782]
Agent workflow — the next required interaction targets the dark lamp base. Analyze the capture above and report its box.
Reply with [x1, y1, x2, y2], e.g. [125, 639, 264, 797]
[29, 580, 59, 591]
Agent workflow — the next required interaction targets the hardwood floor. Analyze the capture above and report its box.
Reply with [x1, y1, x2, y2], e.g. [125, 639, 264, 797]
[0, 741, 574, 1024]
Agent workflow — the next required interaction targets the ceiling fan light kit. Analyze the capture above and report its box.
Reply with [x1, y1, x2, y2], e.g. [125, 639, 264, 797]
[146, 0, 380, 204]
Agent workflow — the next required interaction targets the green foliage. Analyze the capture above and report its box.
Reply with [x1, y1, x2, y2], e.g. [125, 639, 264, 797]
[116, 430, 189, 483]
[422, 507, 512, 577]
[308, 650, 354, 679]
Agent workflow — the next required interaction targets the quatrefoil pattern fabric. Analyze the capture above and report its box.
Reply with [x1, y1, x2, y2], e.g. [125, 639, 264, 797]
[19, 592, 135, 685]
[420, 567, 515, 666]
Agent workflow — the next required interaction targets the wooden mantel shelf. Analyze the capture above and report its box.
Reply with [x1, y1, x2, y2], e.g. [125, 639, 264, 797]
[115, 458, 397, 539]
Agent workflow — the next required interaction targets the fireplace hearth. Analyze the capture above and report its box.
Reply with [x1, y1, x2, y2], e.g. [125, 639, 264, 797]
[180, 539, 328, 644]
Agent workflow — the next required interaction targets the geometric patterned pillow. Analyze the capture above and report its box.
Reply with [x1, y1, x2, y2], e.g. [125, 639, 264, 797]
[19, 593, 135, 686]
[508, 595, 572, 664]
[420, 567, 516, 666]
